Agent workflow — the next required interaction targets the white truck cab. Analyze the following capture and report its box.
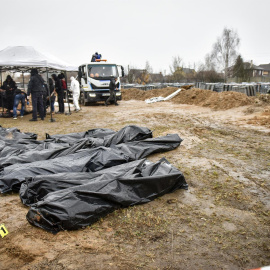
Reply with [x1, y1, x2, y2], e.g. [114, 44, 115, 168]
[78, 61, 124, 105]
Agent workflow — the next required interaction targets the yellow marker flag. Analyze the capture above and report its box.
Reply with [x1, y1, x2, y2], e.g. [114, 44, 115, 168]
[0, 224, 9, 238]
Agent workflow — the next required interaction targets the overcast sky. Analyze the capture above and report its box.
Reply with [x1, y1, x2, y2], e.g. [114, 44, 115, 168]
[1, 0, 270, 73]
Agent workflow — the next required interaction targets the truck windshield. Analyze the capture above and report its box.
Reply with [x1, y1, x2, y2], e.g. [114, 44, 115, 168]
[88, 64, 118, 78]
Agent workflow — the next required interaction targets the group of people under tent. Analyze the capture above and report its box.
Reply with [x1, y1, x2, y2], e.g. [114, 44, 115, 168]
[0, 70, 81, 121]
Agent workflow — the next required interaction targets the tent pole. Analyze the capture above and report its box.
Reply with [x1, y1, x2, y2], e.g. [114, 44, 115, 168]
[22, 71, 25, 89]
[0, 69, 4, 116]
[47, 68, 55, 122]
[64, 70, 71, 115]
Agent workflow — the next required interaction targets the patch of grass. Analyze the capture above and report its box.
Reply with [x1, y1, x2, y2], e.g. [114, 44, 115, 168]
[105, 206, 170, 240]
[152, 125, 171, 137]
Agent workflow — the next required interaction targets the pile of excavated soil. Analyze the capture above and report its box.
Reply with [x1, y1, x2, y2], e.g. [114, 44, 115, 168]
[172, 88, 253, 110]
[121, 87, 178, 101]
[122, 87, 254, 110]
[246, 106, 270, 128]
[240, 94, 270, 128]
[253, 93, 270, 106]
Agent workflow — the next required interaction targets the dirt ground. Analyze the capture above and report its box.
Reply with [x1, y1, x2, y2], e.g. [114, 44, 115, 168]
[0, 88, 270, 270]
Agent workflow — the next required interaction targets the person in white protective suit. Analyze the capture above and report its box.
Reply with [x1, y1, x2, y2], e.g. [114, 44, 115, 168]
[70, 76, 81, 112]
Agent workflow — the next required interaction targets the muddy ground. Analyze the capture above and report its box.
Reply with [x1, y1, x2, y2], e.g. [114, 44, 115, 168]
[0, 88, 270, 270]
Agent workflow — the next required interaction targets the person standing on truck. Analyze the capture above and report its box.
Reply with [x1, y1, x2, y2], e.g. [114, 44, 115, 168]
[70, 76, 81, 112]
[52, 74, 64, 114]
[105, 77, 119, 106]
[96, 53, 102, 60]
[91, 53, 97, 62]
[91, 52, 102, 62]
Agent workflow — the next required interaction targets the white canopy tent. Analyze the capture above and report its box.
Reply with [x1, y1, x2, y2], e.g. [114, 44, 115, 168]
[0, 46, 77, 72]
[0, 46, 77, 119]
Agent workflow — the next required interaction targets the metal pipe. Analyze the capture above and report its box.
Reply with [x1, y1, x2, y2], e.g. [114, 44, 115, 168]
[47, 68, 55, 122]
[22, 71, 25, 89]
[64, 70, 71, 115]
[0, 68, 3, 115]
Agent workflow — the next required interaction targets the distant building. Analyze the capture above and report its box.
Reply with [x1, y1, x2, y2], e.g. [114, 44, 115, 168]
[149, 72, 163, 83]
[248, 62, 264, 77]
[228, 61, 268, 78]
[227, 60, 270, 82]
[182, 68, 195, 74]
[127, 69, 145, 83]
[258, 63, 270, 76]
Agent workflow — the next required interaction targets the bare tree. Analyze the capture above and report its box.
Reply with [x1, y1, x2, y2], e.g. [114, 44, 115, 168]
[195, 60, 223, 83]
[204, 53, 216, 71]
[170, 56, 185, 82]
[145, 61, 153, 74]
[211, 27, 240, 82]
[170, 56, 182, 74]
[139, 70, 150, 85]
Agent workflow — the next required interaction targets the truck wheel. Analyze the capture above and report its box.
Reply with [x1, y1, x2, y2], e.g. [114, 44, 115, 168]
[80, 93, 87, 106]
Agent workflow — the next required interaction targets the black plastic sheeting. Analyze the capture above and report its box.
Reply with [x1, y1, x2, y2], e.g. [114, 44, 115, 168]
[0, 138, 69, 160]
[0, 139, 91, 169]
[45, 126, 152, 144]
[112, 134, 181, 160]
[26, 158, 187, 234]
[0, 133, 181, 193]
[20, 159, 147, 206]
[45, 128, 116, 143]
[0, 147, 130, 193]
[101, 125, 152, 146]
[0, 126, 37, 140]
[0, 125, 153, 170]
[0, 125, 187, 233]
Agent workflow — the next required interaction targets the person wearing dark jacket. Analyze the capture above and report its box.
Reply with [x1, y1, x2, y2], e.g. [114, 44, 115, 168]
[91, 52, 102, 62]
[42, 83, 49, 117]
[13, 89, 28, 119]
[1, 75, 17, 114]
[52, 74, 64, 113]
[59, 73, 67, 90]
[27, 69, 45, 121]
[105, 77, 119, 106]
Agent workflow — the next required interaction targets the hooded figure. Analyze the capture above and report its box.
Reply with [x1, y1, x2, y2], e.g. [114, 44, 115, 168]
[105, 77, 119, 106]
[51, 74, 64, 114]
[27, 69, 45, 121]
[2, 75, 17, 112]
[91, 52, 101, 62]
[70, 76, 80, 112]
[58, 73, 67, 90]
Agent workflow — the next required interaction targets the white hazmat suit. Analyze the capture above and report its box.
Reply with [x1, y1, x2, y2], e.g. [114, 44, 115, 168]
[70, 76, 80, 111]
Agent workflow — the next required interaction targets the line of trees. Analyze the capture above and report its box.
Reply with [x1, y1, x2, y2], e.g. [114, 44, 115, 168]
[195, 27, 241, 83]
[125, 27, 246, 84]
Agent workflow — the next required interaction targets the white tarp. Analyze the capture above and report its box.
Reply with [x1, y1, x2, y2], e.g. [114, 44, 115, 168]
[145, 89, 182, 104]
[0, 46, 77, 71]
